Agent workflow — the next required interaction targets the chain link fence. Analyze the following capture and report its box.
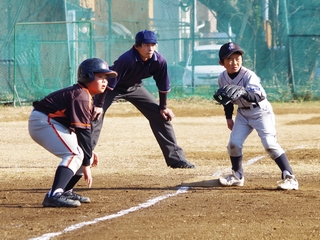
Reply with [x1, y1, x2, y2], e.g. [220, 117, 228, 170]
[1, 0, 319, 105]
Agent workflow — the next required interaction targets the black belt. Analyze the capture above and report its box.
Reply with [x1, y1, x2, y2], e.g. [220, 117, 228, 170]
[240, 105, 258, 110]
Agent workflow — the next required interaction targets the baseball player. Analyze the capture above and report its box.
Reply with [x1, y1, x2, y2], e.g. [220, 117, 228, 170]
[91, 30, 195, 169]
[214, 42, 298, 190]
[28, 58, 117, 207]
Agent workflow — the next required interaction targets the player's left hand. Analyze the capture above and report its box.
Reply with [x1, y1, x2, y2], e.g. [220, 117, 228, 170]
[83, 166, 93, 188]
[214, 85, 247, 105]
[160, 108, 175, 121]
[92, 107, 103, 121]
[91, 151, 99, 167]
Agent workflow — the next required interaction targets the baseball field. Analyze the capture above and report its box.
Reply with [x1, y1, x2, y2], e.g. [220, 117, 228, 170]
[1, 99, 320, 240]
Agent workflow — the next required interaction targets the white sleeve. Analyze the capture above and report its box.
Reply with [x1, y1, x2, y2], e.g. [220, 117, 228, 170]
[245, 70, 267, 99]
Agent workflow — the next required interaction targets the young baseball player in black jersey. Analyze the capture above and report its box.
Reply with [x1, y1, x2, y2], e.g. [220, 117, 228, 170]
[28, 58, 117, 207]
[215, 42, 298, 190]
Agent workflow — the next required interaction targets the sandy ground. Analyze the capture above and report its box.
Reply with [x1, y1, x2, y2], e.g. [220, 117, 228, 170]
[0, 100, 320, 240]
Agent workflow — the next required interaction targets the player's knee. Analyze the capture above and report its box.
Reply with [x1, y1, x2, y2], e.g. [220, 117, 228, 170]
[65, 147, 84, 174]
[266, 149, 284, 159]
[261, 137, 284, 159]
[227, 140, 243, 156]
[75, 155, 94, 176]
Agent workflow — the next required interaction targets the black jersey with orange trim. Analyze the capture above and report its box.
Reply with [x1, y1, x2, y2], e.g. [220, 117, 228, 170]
[33, 83, 93, 130]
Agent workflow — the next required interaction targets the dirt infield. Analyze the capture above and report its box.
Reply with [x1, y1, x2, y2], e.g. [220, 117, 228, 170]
[1, 100, 320, 240]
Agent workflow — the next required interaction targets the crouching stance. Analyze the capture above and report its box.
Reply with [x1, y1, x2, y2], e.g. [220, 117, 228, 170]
[28, 58, 117, 207]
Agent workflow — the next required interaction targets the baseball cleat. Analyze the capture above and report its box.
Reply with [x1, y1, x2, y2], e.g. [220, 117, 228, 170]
[42, 193, 81, 207]
[277, 174, 299, 190]
[219, 171, 244, 186]
[63, 190, 91, 203]
[170, 161, 195, 169]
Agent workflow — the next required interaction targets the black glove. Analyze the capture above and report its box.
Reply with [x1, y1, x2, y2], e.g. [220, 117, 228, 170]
[213, 85, 247, 105]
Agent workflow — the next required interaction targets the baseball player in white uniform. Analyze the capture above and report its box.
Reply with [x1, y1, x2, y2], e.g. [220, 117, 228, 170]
[215, 42, 298, 190]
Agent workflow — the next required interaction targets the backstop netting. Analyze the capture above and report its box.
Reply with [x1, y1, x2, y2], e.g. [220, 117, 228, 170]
[0, 0, 319, 105]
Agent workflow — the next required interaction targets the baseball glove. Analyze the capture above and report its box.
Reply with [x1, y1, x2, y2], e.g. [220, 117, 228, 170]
[213, 85, 247, 105]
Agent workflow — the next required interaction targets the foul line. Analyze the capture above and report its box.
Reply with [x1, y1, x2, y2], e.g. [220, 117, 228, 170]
[29, 187, 189, 240]
[31, 149, 294, 240]
[212, 155, 266, 177]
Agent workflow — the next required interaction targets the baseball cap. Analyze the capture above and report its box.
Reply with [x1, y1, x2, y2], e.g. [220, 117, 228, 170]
[135, 30, 157, 44]
[219, 42, 244, 61]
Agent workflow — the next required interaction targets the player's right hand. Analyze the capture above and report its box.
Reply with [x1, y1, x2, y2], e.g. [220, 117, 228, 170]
[83, 166, 93, 188]
[160, 108, 174, 121]
[226, 119, 234, 131]
[92, 107, 103, 121]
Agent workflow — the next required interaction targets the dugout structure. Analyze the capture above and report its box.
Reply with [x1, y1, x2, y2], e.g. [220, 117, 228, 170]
[0, 0, 319, 105]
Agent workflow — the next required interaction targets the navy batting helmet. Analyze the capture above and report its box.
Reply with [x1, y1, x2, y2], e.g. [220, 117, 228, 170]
[77, 58, 117, 83]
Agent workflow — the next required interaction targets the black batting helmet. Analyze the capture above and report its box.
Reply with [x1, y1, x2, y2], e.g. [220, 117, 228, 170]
[77, 58, 117, 83]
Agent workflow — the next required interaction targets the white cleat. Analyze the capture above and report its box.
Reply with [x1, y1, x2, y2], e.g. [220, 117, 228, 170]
[219, 171, 244, 187]
[277, 173, 299, 190]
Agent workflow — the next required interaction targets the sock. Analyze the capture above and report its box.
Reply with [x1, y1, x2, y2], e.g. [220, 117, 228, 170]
[282, 170, 291, 179]
[50, 188, 64, 196]
[65, 175, 83, 192]
[274, 153, 293, 179]
[230, 156, 243, 179]
[49, 166, 74, 197]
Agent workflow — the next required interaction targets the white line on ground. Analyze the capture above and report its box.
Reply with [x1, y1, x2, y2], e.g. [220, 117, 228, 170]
[29, 187, 189, 240]
[212, 155, 266, 177]
[30, 152, 275, 240]
[211, 145, 304, 177]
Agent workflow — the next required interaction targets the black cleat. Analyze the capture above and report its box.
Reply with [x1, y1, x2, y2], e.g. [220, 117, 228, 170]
[170, 161, 195, 169]
[42, 193, 81, 207]
[63, 190, 91, 203]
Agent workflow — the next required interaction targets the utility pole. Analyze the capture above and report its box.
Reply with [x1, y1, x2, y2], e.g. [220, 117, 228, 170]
[108, 0, 112, 63]
[191, 0, 196, 93]
[282, 0, 295, 94]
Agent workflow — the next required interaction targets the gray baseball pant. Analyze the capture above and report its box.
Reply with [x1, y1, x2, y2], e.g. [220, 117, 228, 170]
[91, 85, 187, 166]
